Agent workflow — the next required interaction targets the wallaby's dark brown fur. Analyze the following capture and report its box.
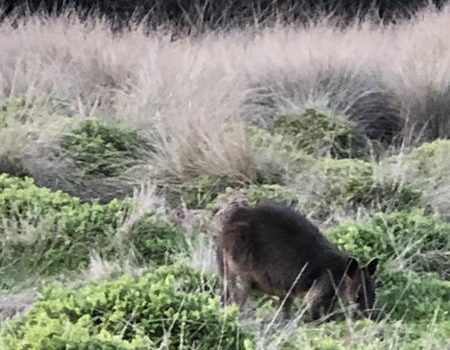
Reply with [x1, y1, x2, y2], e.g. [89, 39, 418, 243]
[217, 204, 379, 321]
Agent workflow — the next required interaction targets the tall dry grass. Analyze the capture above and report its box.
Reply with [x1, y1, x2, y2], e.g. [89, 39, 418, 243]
[0, 5, 449, 183]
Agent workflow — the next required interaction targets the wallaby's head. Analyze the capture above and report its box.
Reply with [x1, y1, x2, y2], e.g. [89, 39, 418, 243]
[341, 257, 379, 319]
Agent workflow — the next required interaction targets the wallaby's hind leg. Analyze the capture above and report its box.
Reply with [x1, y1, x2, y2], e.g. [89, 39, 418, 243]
[230, 275, 250, 310]
[219, 254, 249, 309]
[219, 259, 234, 307]
[221, 274, 249, 309]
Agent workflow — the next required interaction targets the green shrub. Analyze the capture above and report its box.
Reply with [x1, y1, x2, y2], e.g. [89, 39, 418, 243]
[1, 264, 253, 350]
[307, 158, 422, 219]
[0, 98, 32, 177]
[271, 108, 370, 159]
[407, 139, 450, 180]
[210, 184, 298, 212]
[61, 118, 152, 177]
[0, 97, 73, 129]
[0, 174, 186, 285]
[247, 126, 315, 185]
[162, 174, 234, 209]
[246, 184, 298, 206]
[327, 209, 450, 277]
[281, 319, 450, 350]
[128, 214, 187, 265]
[382, 140, 450, 187]
[377, 269, 450, 322]
[0, 98, 29, 128]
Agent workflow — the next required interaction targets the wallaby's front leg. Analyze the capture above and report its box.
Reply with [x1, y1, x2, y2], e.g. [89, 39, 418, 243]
[232, 275, 250, 310]
[278, 295, 293, 320]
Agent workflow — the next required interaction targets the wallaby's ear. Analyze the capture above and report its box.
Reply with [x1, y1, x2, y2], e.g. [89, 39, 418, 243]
[346, 257, 359, 278]
[366, 258, 379, 276]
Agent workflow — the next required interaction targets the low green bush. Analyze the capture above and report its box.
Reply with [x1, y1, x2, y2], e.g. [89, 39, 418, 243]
[406, 139, 450, 180]
[0, 98, 32, 177]
[210, 159, 421, 222]
[281, 318, 450, 350]
[128, 214, 187, 265]
[382, 139, 450, 187]
[0, 174, 186, 286]
[377, 269, 450, 322]
[245, 184, 298, 206]
[1, 264, 253, 350]
[0, 97, 73, 129]
[0, 98, 29, 128]
[327, 209, 450, 277]
[326, 208, 450, 324]
[247, 125, 315, 185]
[271, 108, 370, 159]
[210, 184, 299, 213]
[162, 174, 234, 209]
[61, 118, 153, 177]
[306, 158, 422, 219]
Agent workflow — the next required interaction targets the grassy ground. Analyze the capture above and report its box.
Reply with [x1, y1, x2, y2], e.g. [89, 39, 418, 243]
[0, 4, 449, 350]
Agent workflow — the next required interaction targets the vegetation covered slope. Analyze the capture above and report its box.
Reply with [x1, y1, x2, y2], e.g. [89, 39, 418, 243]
[1, 6, 450, 349]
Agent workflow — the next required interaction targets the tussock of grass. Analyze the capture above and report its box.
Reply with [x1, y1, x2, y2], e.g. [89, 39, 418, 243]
[2, 6, 450, 186]
[1, 5, 450, 349]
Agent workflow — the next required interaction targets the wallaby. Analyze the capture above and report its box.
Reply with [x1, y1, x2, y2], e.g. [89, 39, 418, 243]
[216, 204, 379, 321]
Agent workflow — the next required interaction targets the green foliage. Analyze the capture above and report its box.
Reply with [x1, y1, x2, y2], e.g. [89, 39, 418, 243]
[382, 139, 450, 187]
[61, 118, 152, 177]
[128, 214, 187, 265]
[210, 184, 298, 211]
[408, 139, 450, 179]
[246, 184, 298, 206]
[163, 173, 293, 210]
[0, 98, 29, 128]
[327, 208, 450, 324]
[247, 125, 315, 185]
[0, 98, 31, 177]
[308, 158, 422, 219]
[271, 108, 370, 159]
[377, 269, 450, 322]
[327, 209, 450, 277]
[1, 264, 253, 350]
[173, 175, 233, 209]
[0, 174, 186, 286]
[281, 319, 450, 350]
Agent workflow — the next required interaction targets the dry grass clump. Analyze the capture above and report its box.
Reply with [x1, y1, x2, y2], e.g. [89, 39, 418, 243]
[1, 5, 450, 187]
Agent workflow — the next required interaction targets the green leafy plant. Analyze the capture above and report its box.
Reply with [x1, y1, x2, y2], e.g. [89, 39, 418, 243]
[0, 174, 186, 285]
[376, 269, 450, 322]
[281, 318, 450, 350]
[406, 139, 450, 180]
[306, 158, 422, 219]
[327, 209, 450, 277]
[271, 108, 370, 159]
[1, 264, 253, 350]
[0, 98, 29, 128]
[61, 118, 153, 177]
[381, 139, 450, 190]
[210, 184, 298, 213]
[166, 174, 234, 209]
[128, 214, 187, 265]
[246, 184, 298, 206]
[247, 125, 315, 185]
